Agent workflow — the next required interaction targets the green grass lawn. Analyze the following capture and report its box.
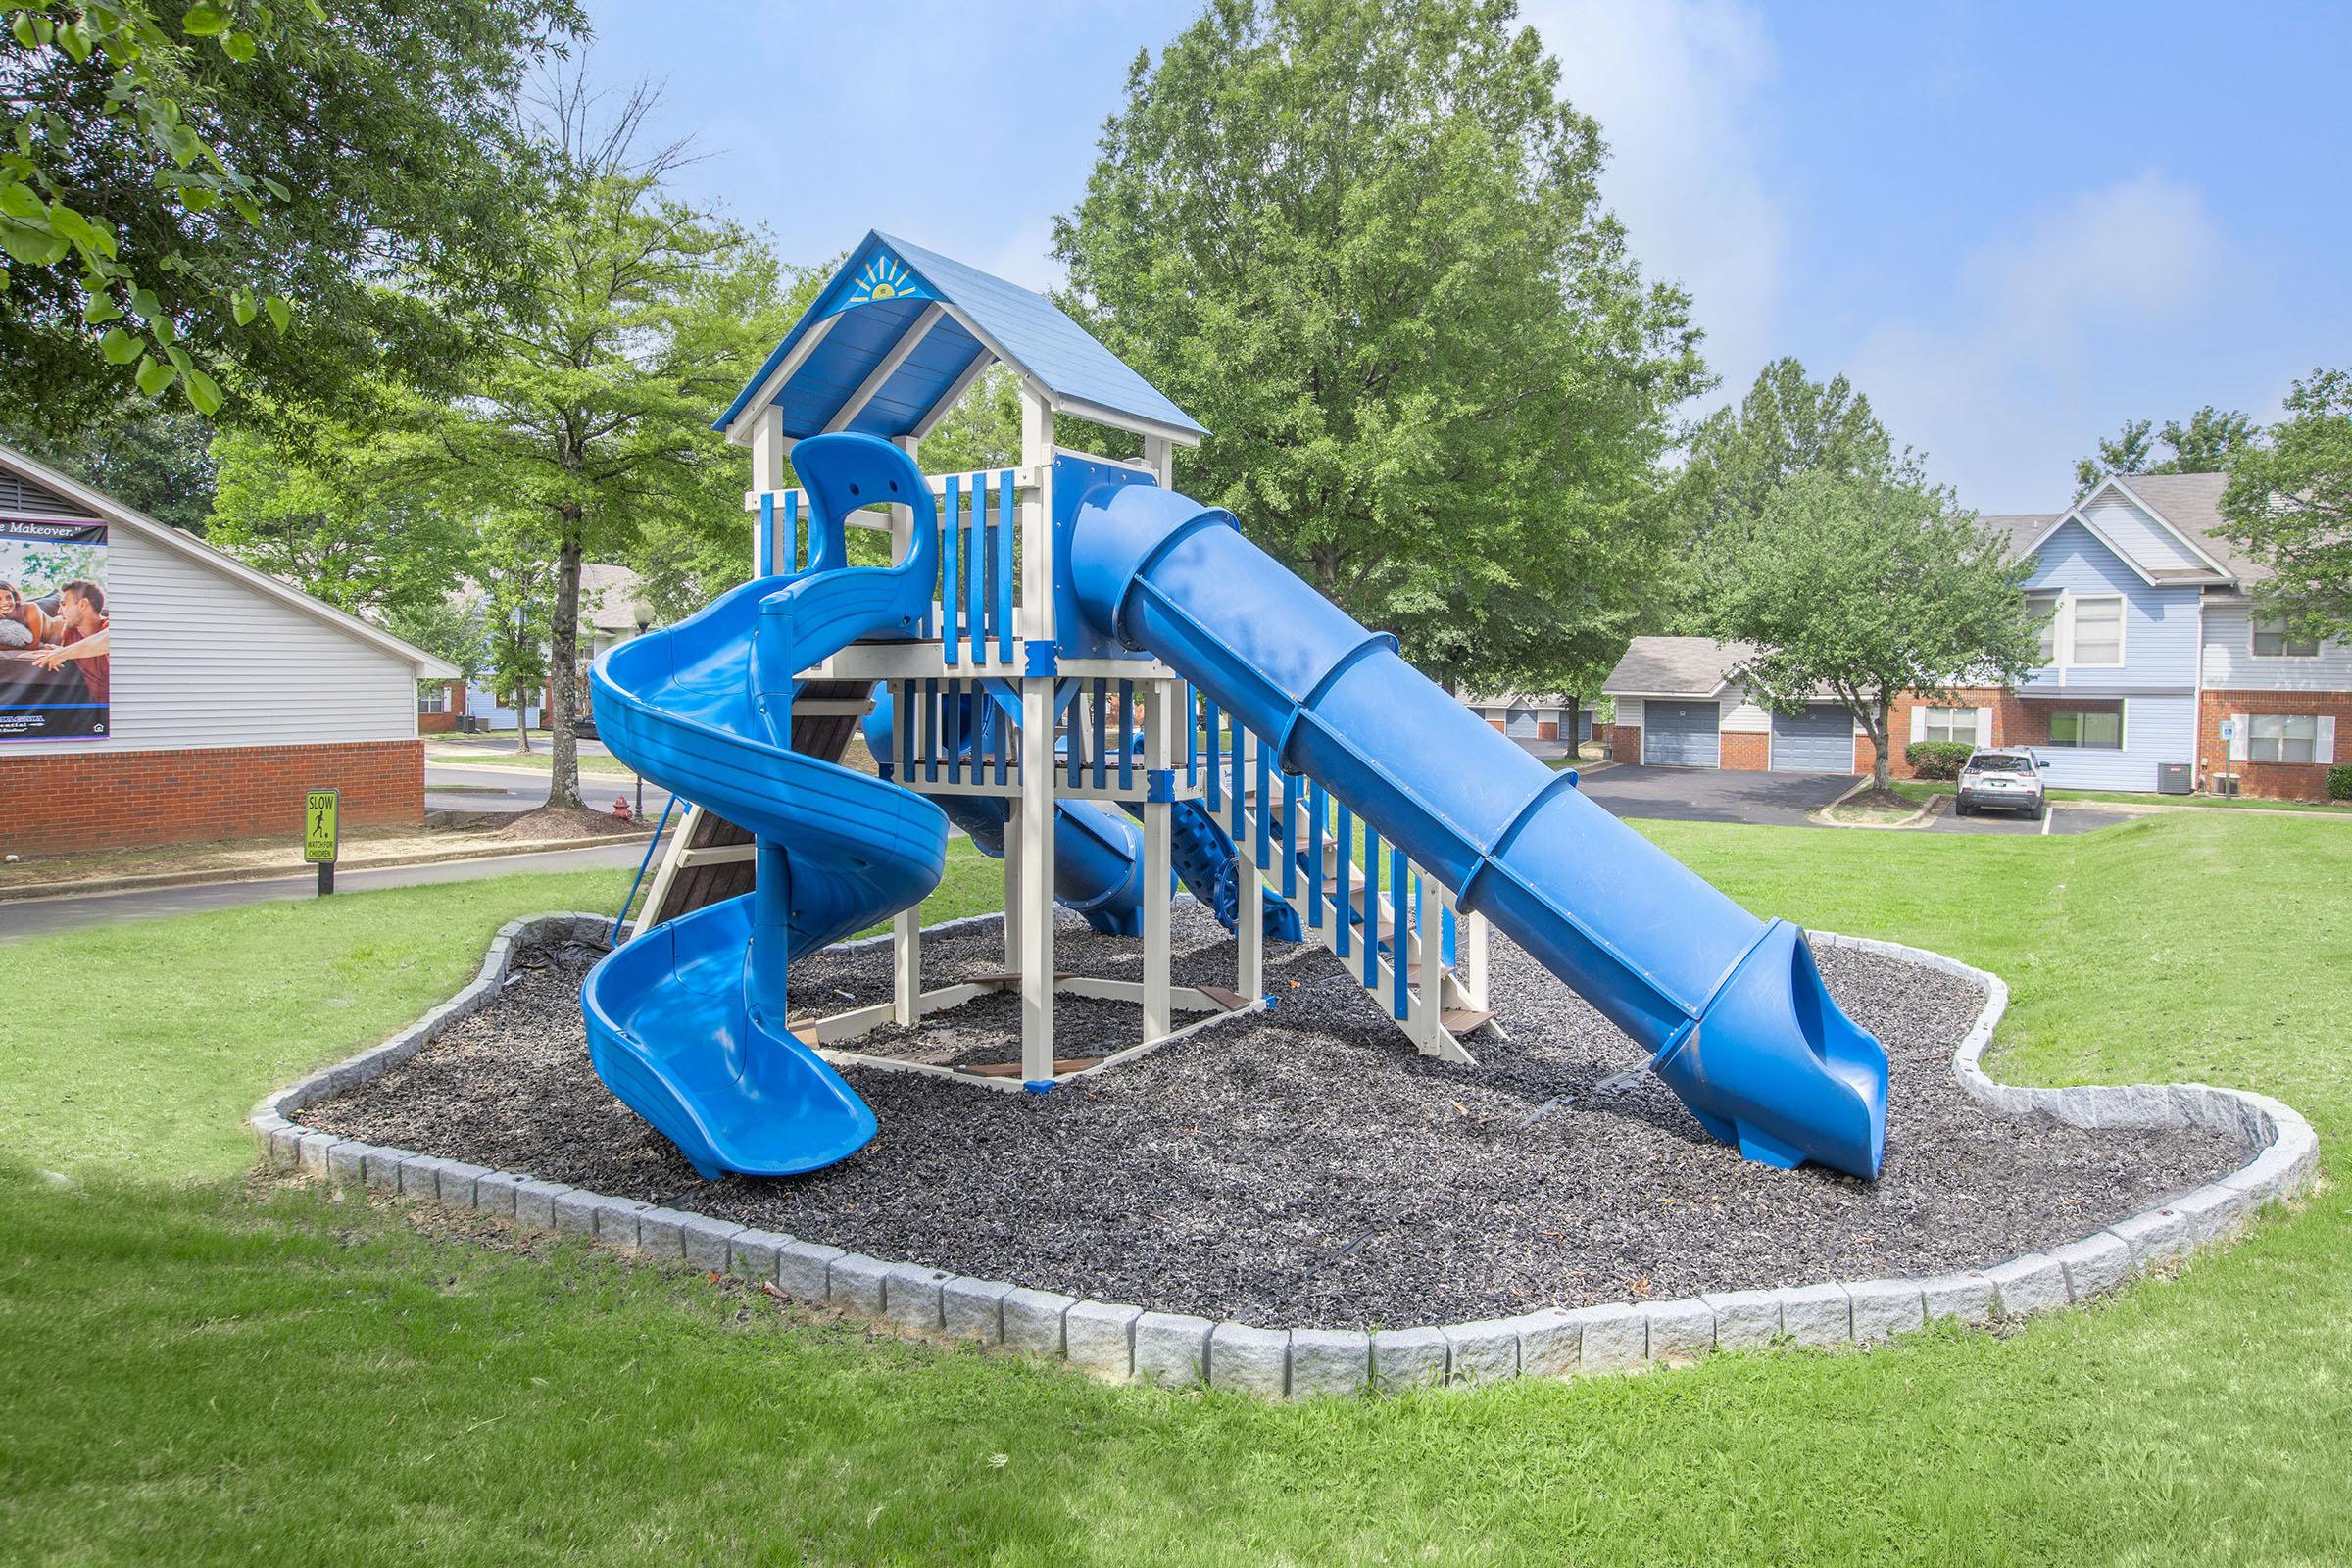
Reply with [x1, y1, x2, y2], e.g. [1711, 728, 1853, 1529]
[425, 741, 638, 778]
[2, 813, 2347, 1564]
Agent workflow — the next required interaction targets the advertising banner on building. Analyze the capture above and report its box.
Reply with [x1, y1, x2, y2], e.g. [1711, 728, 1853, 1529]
[0, 519, 110, 741]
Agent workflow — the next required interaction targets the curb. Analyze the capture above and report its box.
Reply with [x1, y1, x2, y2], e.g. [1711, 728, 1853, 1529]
[257, 915, 2321, 1400]
[1, 835, 654, 905]
[1814, 777, 1939, 831]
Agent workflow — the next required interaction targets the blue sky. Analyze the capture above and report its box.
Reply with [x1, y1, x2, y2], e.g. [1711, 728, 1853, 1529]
[583, 1, 2352, 513]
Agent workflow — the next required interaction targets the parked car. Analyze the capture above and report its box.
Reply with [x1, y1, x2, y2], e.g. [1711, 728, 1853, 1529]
[1955, 748, 2048, 819]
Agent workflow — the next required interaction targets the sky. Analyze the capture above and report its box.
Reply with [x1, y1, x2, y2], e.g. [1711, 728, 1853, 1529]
[582, 0, 2352, 514]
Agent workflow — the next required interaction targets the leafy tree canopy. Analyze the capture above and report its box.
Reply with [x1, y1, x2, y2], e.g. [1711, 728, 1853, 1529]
[423, 78, 789, 808]
[2219, 368, 2352, 645]
[1700, 470, 2041, 794]
[2073, 405, 2256, 496]
[1, 0, 581, 431]
[1, 398, 214, 529]
[1052, 0, 1706, 694]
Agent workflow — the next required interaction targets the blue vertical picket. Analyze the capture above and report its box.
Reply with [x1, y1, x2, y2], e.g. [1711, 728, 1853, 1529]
[964, 474, 986, 662]
[1090, 679, 1108, 789]
[1185, 684, 1200, 788]
[952, 684, 969, 785]
[898, 679, 915, 779]
[1117, 679, 1135, 792]
[1306, 782, 1326, 928]
[994, 470, 1014, 663]
[1442, 904, 1457, 968]
[1391, 851, 1410, 1018]
[1228, 724, 1245, 838]
[1279, 770, 1299, 898]
[757, 492, 774, 576]
[940, 476, 961, 665]
[1253, 738, 1272, 865]
[1334, 803, 1353, 958]
[1363, 824, 1384, 988]
[786, 490, 803, 571]
[1203, 698, 1222, 810]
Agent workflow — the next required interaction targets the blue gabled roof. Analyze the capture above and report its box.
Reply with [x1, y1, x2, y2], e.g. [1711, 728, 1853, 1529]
[714, 231, 1206, 444]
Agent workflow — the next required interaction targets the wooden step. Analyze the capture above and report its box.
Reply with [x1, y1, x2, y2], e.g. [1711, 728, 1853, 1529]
[958, 1055, 1106, 1078]
[1193, 983, 1250, 1011]
[1441, 1008, 1495, 1035]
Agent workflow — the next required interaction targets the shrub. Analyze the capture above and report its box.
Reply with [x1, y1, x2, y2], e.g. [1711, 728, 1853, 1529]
[1905, 740, 1975, 781]
[2330, 763, 2351, 802]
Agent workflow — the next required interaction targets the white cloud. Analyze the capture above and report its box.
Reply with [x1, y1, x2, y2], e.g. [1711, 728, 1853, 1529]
[1520, 0, 1786, 397]
[1848, 172, 2226, 508]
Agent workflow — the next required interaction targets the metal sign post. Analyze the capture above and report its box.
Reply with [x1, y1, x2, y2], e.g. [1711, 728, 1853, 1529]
[304, 787, 340, 895]
[2219, 718, 2237, 797]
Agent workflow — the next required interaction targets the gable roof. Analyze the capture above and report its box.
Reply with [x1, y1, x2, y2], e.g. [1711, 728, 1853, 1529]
[1601, 635, 1755, 697]
[0, 442, 457, 679]
[2017, 473, 2241, 588]
[714, 231, 1206, 449]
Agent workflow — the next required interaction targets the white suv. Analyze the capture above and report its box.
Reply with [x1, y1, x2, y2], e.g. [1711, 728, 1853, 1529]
[1955, 748, 2048, 820]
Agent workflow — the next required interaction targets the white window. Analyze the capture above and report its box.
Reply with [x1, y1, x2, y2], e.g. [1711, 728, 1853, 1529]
[2026, 592, 2061, 665]
[2068, 596, 2124, 665]
[2250, 713, 2319, 763]
[1924, 707, 1980, 745]
[418, 684, 448, 714]
[2047, 708, 2124, 750]
[2251, 615, 2319, 659]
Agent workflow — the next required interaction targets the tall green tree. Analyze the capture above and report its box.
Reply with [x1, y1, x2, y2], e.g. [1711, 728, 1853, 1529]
[2220, 368, 2352, 645]
[206, 421, 471, 616]
[1, 0, 580, 430]
[1700, 471, 2042, 795]
[428, 80, 788, 808]
[0, 399, 215, 529]
[1052, 0, 1705, 694]
[1669, 357, 1916, 625]
[2074, 405, 2256, 496]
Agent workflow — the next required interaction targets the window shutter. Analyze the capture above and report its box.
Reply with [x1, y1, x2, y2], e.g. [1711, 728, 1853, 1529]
[2229, 712, 2249, 763]
[2318, 715, 2336, 766]
[1910, 706, 1927, 743]
[1976, 706, 1994, 745]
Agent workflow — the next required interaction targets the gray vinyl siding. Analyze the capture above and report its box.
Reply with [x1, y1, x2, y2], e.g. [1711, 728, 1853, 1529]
[2035, 694, 2199, 791]
[1, 519, 420, 757]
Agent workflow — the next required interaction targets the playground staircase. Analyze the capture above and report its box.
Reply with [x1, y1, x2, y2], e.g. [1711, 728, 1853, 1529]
[1199, 699, 1498, 1066]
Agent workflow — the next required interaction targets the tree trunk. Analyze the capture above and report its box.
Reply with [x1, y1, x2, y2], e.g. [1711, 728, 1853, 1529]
[547, 520, 587, 811]
[1871, 697, 1893, 794]
[1563, 693, 1581, 759]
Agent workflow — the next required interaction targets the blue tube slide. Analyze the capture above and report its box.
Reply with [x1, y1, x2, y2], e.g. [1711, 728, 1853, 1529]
[581, 434, 949, 1179]
[1068, 482, 1889, 1178]
[862, 685, 1149, 936]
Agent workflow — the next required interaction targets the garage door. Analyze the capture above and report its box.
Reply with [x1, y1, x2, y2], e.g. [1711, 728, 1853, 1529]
[1771, 705, 1856, 773]
[1504, 707, 1540, 739]
[1644, 700, 1721, 767]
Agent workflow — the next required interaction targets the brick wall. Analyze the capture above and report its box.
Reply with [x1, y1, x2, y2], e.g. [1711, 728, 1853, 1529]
[417, 680, 466, 735]
[2198, 688, 2352, 801]
[3, 739, 426, 855]
[1721, 731, 1768, 771]
[1877, 688, 2025, 778]
[1608, 723, 1641, 762]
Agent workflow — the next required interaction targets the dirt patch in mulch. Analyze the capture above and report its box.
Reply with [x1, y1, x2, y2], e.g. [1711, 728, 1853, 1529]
[494, 804, 642, 842]
[300, 907, 2250, 1328]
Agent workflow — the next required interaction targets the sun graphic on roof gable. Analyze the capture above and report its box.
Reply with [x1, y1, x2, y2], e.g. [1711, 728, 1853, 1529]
[846, 254, 927, 309]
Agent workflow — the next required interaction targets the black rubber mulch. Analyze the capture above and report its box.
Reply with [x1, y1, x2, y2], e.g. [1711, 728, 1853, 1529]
[300, 906, 2247, 1327]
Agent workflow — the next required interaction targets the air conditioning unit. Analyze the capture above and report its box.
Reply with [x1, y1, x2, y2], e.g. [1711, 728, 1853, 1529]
[2214, 773, 2240, 798]
[2157, 762, 2192, 796]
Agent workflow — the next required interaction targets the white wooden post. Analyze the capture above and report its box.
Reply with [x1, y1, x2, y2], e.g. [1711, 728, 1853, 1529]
[1016, 390, 1057, 1079]
[1141, 678, 1174, 1041]
[890, 433, 920, 566]
[749, 405, 787, 574]
[1002, 797, 1023, 970]
[1143, 432, 1173, 488]
[1235, 729, 1264, 1001]
[1459, 910, 1490, 1010]
[892, 906, 921, 1026]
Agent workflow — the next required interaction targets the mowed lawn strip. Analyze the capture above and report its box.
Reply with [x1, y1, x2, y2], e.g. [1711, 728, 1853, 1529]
[0, 811, 2344, 1565]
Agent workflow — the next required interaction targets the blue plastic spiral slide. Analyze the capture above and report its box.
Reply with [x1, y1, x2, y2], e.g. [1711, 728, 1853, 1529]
[581, 434, 952, 1178]
[1067, 481, 1890, 1179]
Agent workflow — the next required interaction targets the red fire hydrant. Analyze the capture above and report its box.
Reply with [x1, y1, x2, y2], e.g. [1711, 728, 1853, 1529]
[612, 795, 634, 822]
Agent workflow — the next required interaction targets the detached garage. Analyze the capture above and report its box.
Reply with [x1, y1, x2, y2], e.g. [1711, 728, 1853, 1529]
[1643, 700, 1721, 767]
[0, 443, 457, 855]
[1770, 704, 1859, 773]
[1601, 636, 1860, 778]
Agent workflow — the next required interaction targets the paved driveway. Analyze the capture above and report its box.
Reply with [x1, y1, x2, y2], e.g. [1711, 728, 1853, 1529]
[1573, 763, 1855, 826]
[1921, 797, 2131, 836]
[426, 762, 669, 819]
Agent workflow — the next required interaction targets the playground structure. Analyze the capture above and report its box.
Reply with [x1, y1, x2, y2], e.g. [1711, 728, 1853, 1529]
[586, 231, 1891, 1185]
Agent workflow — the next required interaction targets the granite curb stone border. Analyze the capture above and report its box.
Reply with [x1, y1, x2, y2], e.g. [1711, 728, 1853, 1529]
[258, 914, 2322, 1399]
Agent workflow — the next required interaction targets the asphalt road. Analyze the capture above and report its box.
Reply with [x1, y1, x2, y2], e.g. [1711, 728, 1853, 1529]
[0, 839, 650, 942]
[425, 762, 671, 820]
[1572, 762, 2130, 836]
